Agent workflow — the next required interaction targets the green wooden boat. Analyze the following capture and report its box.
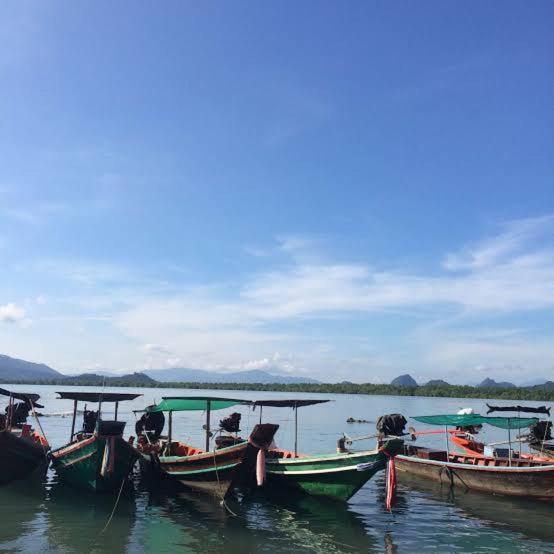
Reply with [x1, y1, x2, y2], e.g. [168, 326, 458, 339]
[251, 399, 404, 501]
[265, 440, 403, 501]
[136, 397, 278, 499]
[51, 391, 142, 492]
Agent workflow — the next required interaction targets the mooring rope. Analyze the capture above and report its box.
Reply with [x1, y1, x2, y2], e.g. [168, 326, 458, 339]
[99, 477, 127, 535]
[211, 436, 238, 517]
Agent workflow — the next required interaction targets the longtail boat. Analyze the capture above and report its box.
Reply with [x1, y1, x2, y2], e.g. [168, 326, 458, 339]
[0, 387, 49, 485]
[51, 391, 141, 492]
[251, 399, 404, 502]
[136, 396, 278, 500]
[395, 413, 554, 500]
[448, 405, 554, 462]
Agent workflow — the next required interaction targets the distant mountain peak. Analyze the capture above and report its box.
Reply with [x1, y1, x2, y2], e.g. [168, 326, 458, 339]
[0, 353, 61, 381]
[478, 378, 516, 389]
[425, 379, 450, 387]
[391, 374, 418, 387]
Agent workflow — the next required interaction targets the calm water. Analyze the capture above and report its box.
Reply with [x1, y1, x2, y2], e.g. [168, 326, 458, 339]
[1, 385, 553, 553]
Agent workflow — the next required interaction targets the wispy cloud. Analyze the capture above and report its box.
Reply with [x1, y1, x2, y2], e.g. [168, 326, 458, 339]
[0, 303, 25, 323]
[443, 215, 554, 271]
[6, 214, 554, 381]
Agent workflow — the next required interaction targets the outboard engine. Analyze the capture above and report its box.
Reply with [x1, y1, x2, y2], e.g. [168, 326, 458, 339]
[376, 414, 407, 438]
[220, 412, 241, 434]
[215, 413, 243, 449]
[529, 420, 552, 442]
[5, 402, 31, 427]
[82, 409, 99, 434]
[135, 409, 165, 441]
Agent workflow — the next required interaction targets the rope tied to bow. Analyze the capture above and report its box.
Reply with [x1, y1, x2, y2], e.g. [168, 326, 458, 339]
[383, 449, 397, 512]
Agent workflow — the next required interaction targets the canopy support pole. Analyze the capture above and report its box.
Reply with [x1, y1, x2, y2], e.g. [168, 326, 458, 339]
[294, 402, 298, 458]
[29, 399, 48, 448]
[206, 400, 211, 452]
[259, 405, 263, 424]
[114, 401, 119, 421]
[517, 410, 522, 458]
[7, 395, 13, 431]
[508, 425, 512, 467]
[70, 400, 77, 441]
[444, 426, 450, 459]
[168, 411, 173, 455]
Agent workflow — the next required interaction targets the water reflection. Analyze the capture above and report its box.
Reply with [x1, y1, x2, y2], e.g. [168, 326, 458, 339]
[243, 490, 378, 553]
[2, 386, 554, 553]
[397, 473, 554, 543]
[45, 474, 136, 553]
[0, 479, 47, 549]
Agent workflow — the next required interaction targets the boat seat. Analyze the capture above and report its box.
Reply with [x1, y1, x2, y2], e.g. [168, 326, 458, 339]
[268, 448, 303, 459]
[171, 442, 206, 456]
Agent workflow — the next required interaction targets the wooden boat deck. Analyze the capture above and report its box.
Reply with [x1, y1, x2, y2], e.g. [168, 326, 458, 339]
[405, 445, 553, 468]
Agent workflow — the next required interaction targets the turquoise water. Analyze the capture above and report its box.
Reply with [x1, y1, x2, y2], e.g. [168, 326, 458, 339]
[1, 385, 553, 553]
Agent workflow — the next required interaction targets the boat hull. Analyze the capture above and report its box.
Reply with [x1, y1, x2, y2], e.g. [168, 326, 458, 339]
[265, 440, 404, 501]
[396, 453, 554, 499]
[144, 441, 251, 499]
[51, 435, 138, 492]
[140, 423, 279, 499]
[0, 430, 47, 485]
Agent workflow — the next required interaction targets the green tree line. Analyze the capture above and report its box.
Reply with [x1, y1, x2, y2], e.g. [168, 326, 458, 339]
[1, 378, 553, 402]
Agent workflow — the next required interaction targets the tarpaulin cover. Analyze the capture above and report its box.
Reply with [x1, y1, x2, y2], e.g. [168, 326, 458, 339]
[147, 397, 247, 412]
[412, 414, 539, 430]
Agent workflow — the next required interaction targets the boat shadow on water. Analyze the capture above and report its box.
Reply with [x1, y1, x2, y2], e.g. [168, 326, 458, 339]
[141, 481, 387, 553]
[44, 472, 137, 553]
[397, 472, 554, 543]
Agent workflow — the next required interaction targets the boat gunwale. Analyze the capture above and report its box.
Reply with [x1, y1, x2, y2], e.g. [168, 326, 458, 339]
[155, 440, 248, 463]
[267, 463, 373, 475]
[266, 448, 381, 465]
[396, 454, 554, 473]
[164, 462, 241, 475]
[51, 435, 97, 458]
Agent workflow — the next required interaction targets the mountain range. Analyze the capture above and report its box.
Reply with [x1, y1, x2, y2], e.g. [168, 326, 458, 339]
[0, 354, 551, 388]
[0, 354, 319, 384]
[389, 374, 549, 390]
[142, 367, 320, 384]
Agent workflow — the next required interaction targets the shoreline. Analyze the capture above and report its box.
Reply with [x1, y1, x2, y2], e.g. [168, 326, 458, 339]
[1, 379, 553, 402]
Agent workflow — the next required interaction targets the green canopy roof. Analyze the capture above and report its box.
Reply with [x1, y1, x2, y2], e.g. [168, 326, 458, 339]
[412, 414, 539, 430]
[146, 396, 249, 413]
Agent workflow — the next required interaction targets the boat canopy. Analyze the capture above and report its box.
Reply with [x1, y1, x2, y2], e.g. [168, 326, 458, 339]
[251, 399, 330, 408]
[486, 404, 550, 416]
[0, 387, 43, 407]
[56, 392, 142, 403]
[146, 396, 248, 413]
[412, 414, 539, 430]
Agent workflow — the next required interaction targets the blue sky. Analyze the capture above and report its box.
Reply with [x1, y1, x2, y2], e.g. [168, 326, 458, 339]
[0, 2, 553, 384]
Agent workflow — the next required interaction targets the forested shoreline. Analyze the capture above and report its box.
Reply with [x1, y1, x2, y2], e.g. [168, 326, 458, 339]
[2, 378, 553, 401]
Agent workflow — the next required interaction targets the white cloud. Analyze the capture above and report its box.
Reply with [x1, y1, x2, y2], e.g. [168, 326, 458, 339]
[0, 303, 25, 323]
[140, 343, 172, 355]
[443, 215, 554, 271]
[5, 214, 554, 381]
